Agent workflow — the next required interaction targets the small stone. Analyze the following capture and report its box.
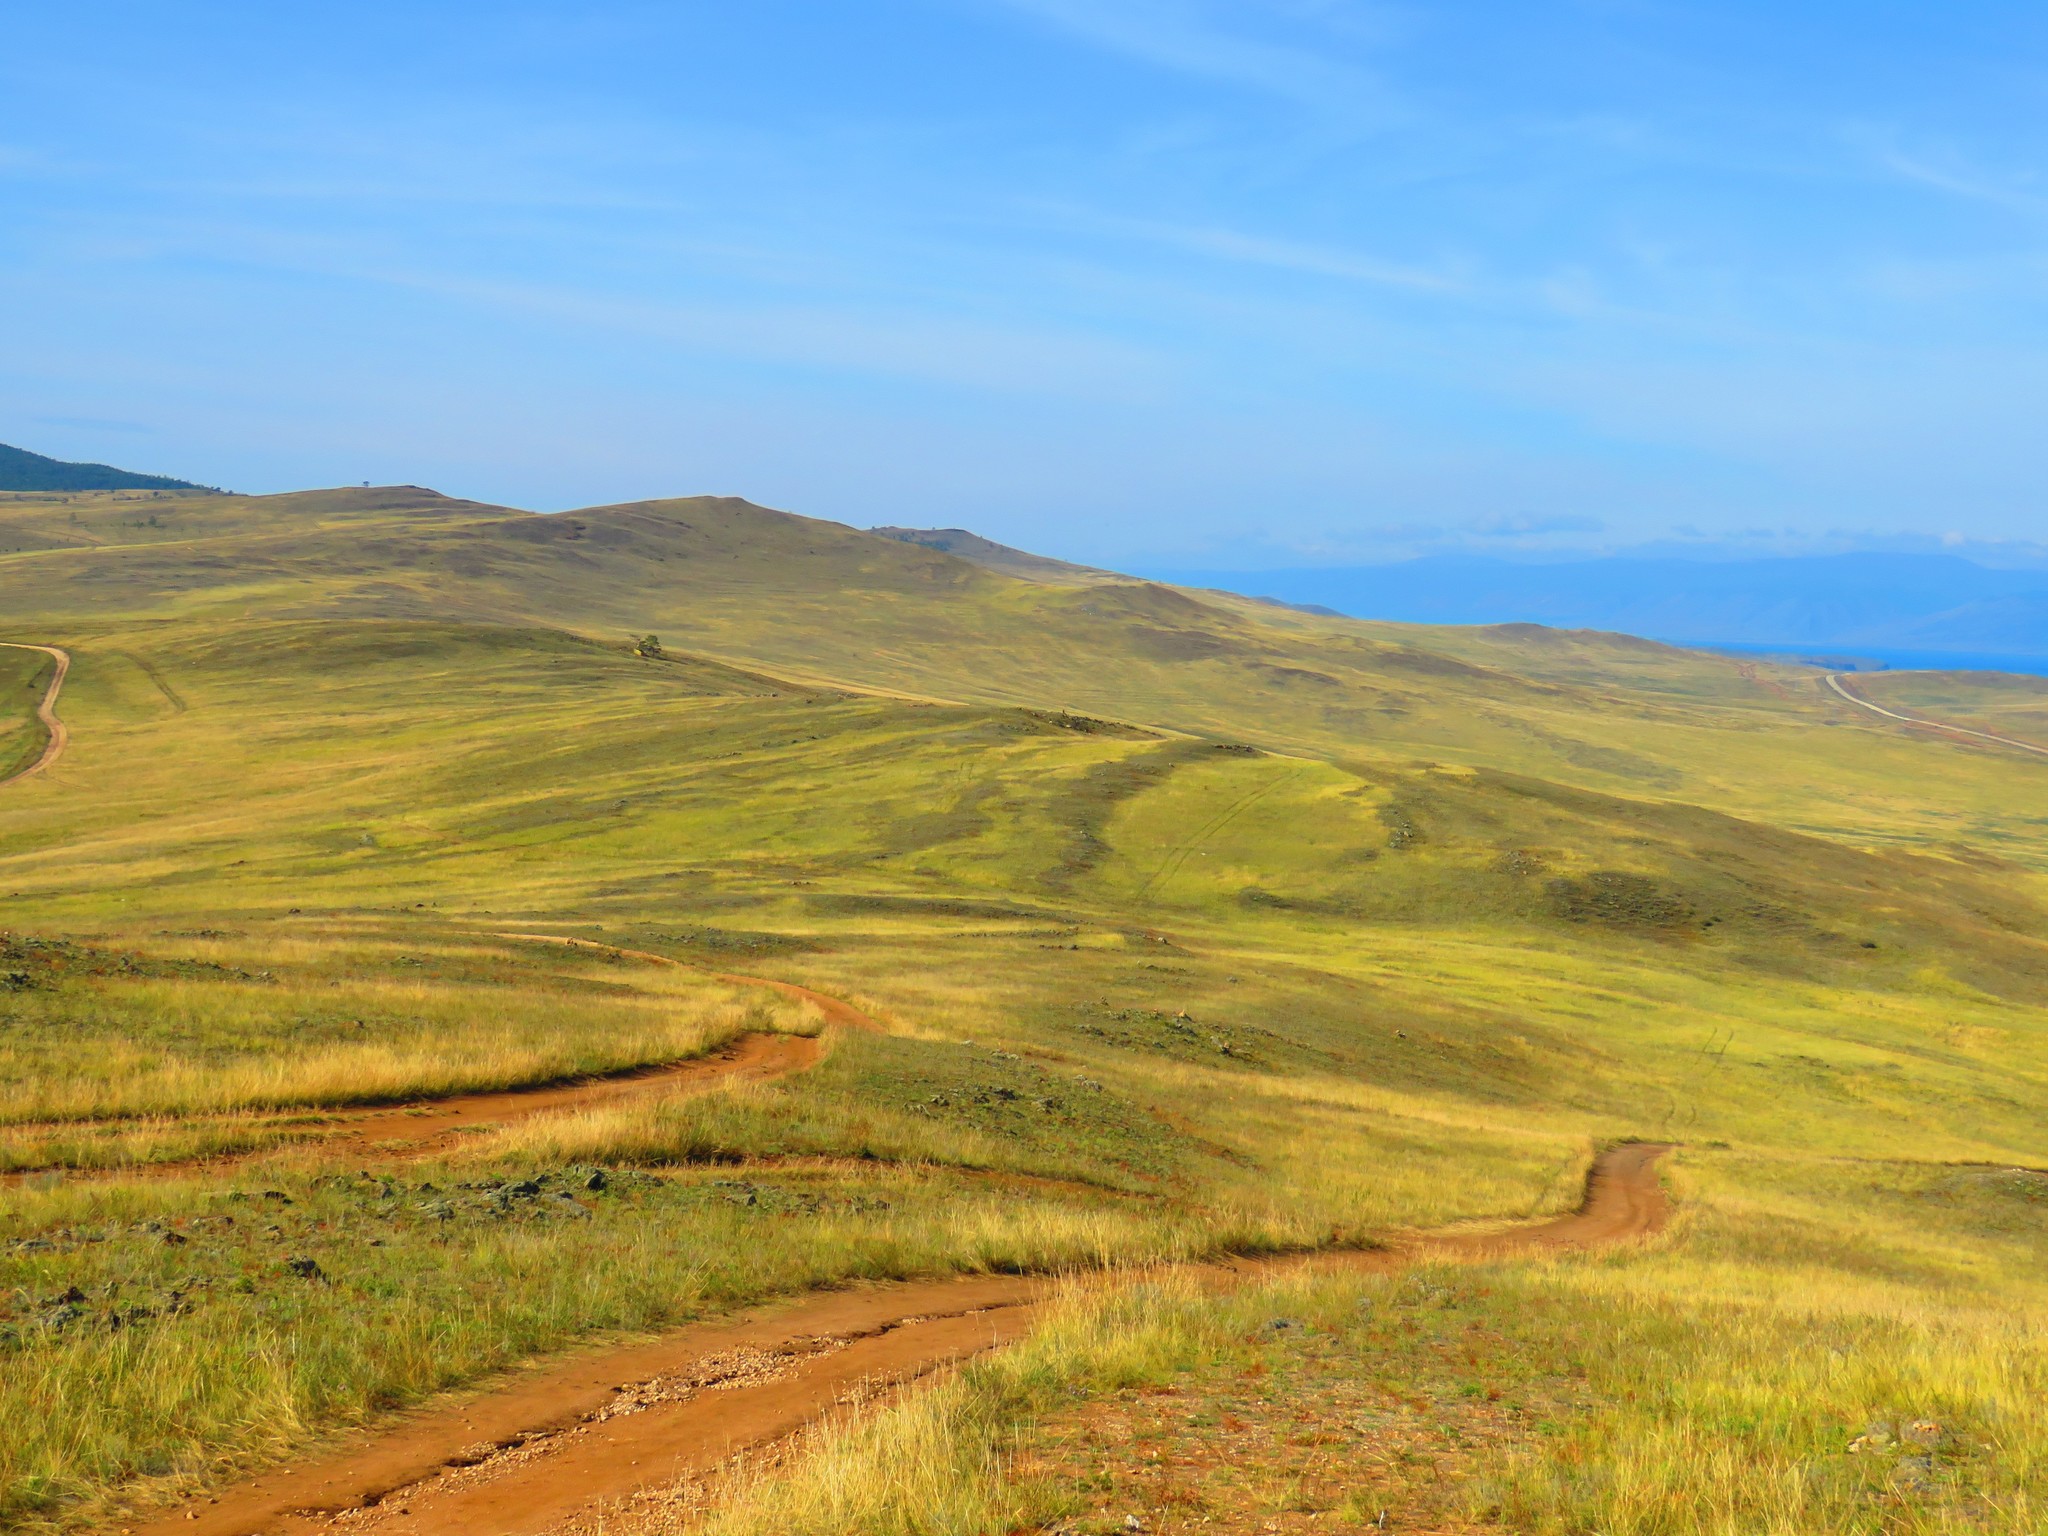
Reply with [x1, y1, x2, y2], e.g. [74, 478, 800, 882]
[1124, 1518, 1145, 1533]
[583, 1170, 608, 1192]
[284, 1257, 324, 1280]
[1269, 1317, 1300, 1332]
[1901, 1419, 1945, 1450]
[509, 1179, 542, 1198]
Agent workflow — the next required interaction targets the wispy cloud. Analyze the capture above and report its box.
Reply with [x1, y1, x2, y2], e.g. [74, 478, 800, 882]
[1069, 208, 1467, 293]
[1860, 135, 2048, 218]
[985, 0, 1398, 121]
[359, 268, 1173, 398]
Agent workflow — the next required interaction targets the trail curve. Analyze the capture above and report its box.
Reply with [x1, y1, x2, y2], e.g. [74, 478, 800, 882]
[137, 1144, 1671, 1536]
[4, 936, 873, 1184]
[495, 931, 882, 1035]
[0, 641, 69, 785]
[1825, 672, 2048, 760]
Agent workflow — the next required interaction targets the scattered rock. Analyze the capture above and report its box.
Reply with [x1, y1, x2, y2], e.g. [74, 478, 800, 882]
[1900, 1419, 1945, 1450]
[1268, 1317, 1301, 1332]
[582, 1169, 609, 1192]
[284, 1257, 325, 1281]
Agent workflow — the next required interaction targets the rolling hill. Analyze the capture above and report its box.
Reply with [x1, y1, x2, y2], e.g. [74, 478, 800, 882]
[5, 484, 2048, 1534]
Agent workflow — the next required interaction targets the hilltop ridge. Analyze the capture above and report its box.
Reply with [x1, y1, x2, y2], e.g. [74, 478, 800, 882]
[870, 524, 1120, 584]
[7, 481, 2048, 881]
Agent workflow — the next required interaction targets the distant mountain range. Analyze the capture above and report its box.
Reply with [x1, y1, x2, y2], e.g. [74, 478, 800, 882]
[1146, 553, 2048, 659]
[0, 440, 211, 492]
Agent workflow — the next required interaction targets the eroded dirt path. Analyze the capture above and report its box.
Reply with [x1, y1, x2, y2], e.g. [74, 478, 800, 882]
[137, 1145, 1671, 1536]
[6, 936, 870, 1184]
[0, 641, 69, 785]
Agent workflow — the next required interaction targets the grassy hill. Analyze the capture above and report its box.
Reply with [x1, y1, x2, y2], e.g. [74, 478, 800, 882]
[4, 487, 2048, 1533]
[6, 486, 2044, 862]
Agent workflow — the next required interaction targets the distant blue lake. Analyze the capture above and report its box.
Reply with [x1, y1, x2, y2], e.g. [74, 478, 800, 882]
[1694, 642, 2048, 678]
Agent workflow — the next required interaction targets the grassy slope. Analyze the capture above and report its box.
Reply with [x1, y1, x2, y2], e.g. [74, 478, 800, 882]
[7, 487, 2047, 865]
[4, 490, 2048, 1531]
[0, 646, 52, 780]
[1858, 669, 2048, 751]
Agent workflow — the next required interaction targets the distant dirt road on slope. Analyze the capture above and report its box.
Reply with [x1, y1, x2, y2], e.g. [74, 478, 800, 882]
[0, 641, 69, 785]
[1825, 672, 2048, 760]
[140, 1145, 1672, 1536]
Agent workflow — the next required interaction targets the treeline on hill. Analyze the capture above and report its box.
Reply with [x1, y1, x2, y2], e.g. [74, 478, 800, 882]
[0, 441, 211, 493]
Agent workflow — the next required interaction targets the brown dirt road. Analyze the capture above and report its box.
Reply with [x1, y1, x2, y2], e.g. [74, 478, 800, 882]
[1, 1033, 817, 1190]
[5, 936, 868, 1185]
[135, 1144, 1671, 1536]
[0, 641, 69, 785]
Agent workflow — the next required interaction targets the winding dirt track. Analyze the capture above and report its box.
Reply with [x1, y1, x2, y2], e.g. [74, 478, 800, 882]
[137, 1144, 1671, 1536]
[4, 936, 875, 1187]
[32, 935, 1668, 1534]
[0, 641, 69, 785]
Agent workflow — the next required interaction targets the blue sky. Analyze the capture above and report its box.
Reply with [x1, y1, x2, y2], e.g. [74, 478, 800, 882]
[5, 1, 2047, 566]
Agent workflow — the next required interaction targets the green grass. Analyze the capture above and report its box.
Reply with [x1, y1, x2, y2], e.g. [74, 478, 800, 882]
[1857, 671, 2048, 751]
[5, 492, 2048, 1531]
[0, 1163, 1207, 1529]
[702, 1152, 2048, 1536]
[0, 646, 51, 781]
[0, 930, 795, 1132]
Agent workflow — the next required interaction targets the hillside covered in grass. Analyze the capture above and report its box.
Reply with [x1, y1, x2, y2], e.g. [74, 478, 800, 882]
[3, 485, 2048, 1534]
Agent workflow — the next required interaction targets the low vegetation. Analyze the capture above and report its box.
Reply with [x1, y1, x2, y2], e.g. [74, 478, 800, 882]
[702, 1154, 2048, 1536]
[3, 490, 2047, 1531]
